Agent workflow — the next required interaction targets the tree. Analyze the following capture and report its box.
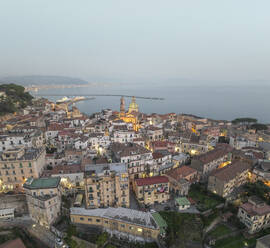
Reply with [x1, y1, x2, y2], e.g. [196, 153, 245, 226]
[232, 118, 257, 125]
[250, 123, 268, 131]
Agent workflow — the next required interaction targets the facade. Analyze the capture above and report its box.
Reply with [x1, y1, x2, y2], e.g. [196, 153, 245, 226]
[165, 166, 199, 196]
[70, 207, 167, 242]
[0, 147, 46, 190]
[256, 234, 270, 248]
[0, 208, 14, 220]
[238, 196, 270, 234]
[111, 142, 153, 181]
[134, 176, 169, 206]
[208, 161, 251, 198]
[84, 163, 129, 208]
[190, 144, 233, 180]
[23, 177, 61, 228]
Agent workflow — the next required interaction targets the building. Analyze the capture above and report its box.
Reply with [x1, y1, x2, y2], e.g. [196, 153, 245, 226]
[23, 177, 61, 228]
[0, 147, 46, 190]
[70, 207, 167, 242]
[0, 208, 14, 220]
[190, 144, 233, 180]
[251, 160, 270, 186]
[134, 176, 169, 206]
[110, 142, 153, 181]
[256, 234, 270, 248]
[175, 197, 191, 211]
[165, 166, 199, 196]
[238, 196, 270, 234]
[84, 163, 129, 208]
[208, 160, 251, 199]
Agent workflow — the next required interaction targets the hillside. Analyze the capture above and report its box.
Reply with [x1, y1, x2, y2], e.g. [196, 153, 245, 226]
[0, 75, 89, 86]
[0, 84, 33, 115]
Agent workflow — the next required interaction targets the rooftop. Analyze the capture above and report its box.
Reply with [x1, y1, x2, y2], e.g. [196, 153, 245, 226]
[23, 177, 61, 190]
[166, 165, 197, 181]
[175, 197, 191, 206]
[210, 160, 251, 182]
[70, 207, 162, 230]
[257, 234, 270, 247]
[135, 176, 169, 186]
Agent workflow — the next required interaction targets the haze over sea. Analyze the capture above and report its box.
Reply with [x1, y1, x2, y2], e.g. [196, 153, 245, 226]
[35, 80, 270, 123]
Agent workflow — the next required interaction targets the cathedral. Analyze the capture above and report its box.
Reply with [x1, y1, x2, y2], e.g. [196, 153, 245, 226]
[118, 96, 140, 131]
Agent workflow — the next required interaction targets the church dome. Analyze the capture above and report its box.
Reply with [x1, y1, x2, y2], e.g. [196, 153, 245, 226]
[128, 97, 139, 113]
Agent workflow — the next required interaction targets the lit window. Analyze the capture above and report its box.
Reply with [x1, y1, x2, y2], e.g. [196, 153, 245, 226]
[137, 228, 143, 232]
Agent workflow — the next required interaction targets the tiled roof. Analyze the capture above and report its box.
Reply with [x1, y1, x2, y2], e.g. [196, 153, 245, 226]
[210, 160, 251, 182]
[194, 143, 233, 164]
[135, 176, 169, 186]
[240, 202, 270, 216]
[166, 166, 197, 181]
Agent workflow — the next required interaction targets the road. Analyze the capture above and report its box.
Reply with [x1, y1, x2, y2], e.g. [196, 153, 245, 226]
[0, 216, 57, 248]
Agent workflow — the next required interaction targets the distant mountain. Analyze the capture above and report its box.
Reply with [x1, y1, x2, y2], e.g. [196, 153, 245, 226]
[0, 75, 89, 86]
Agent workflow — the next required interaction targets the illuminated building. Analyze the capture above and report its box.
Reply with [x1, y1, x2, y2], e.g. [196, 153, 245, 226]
[208, 161, 251, 198]
[84, 163, 129, 208]
[23, 177, 61, 228]
[70, 207, 167, 241]
[134, 176, 170, 206]
[118, 97, 140, 131]
[0, 147, 46, 190]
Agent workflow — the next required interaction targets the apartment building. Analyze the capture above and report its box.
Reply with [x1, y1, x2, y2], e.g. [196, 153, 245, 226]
[134, 176, 169, 206]
[165, 166, 199, 196]
[190, 144, 233, 180]
[208, 161, 251, 198]
[70, 207, 167, 241]
[23, 177, 61, 228]
[110, 143, 153, 181]
[84, 163, 129, 208]
[0, 147, 46, 190]
[238, 196, 270, 234]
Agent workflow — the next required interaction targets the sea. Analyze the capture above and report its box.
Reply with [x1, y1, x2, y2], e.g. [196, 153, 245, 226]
[33, 81, 270, 123]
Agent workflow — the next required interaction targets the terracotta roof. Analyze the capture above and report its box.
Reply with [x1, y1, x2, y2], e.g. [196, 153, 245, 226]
[166, 166, 197, 181]
[0, 238, 26, 248]
[210, 160, 251, 182]
[152, 152, 164, 159]
[135, 176, 169, 186]
[240, 202, 270, 216]
[194, 143, 233, 164]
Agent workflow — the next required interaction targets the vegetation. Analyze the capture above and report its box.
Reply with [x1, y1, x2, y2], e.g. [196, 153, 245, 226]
[188, 184, 225, 211]
[0, 83, 33, 115]
[232, 117, 257, 125]
[96, 232, 109, 247]
[213, 234, 256, 248]
[208, 224, 232, 239]
[160, 211, 203, 247]
[243, 181, 270, 204]
[0, 227, 43, 248]
[250, 123, 268, 131]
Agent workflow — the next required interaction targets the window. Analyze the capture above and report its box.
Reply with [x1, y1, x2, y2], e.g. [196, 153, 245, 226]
[28, 163, 32, 167]
[19, 163, 23, 168]
[121, 224, 125, 228]
[137, 228, 143, 232]
[96, 219, 100, 223]
[105, 220, 108, 224]
[88, 218, 92, 222]
[80, 217, 84, 221]
[21, 169, 24, 174]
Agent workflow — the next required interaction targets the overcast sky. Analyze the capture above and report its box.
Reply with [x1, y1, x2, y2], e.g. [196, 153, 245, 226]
[0, 0, 269, 83]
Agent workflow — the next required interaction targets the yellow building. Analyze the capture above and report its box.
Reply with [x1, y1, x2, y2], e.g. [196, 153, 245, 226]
[118, 97, 140, 131]
[23, 177, 61, 228]
[84, 163, 129, 208]
[70, 207, 167, 241]
[134, 176, 170, 206]
[0, 147, 46, 190]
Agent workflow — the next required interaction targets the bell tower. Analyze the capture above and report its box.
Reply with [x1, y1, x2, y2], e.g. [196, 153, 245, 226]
[120, 97, 125, 113]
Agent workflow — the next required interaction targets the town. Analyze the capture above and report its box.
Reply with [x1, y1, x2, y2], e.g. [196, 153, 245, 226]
[1, 84, 270, 248]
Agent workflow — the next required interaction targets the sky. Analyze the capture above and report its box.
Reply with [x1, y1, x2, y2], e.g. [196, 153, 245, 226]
[0, 0, 270, 83]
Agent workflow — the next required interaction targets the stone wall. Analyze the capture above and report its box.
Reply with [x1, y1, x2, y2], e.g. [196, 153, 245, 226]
[0, 194, 28, 215]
